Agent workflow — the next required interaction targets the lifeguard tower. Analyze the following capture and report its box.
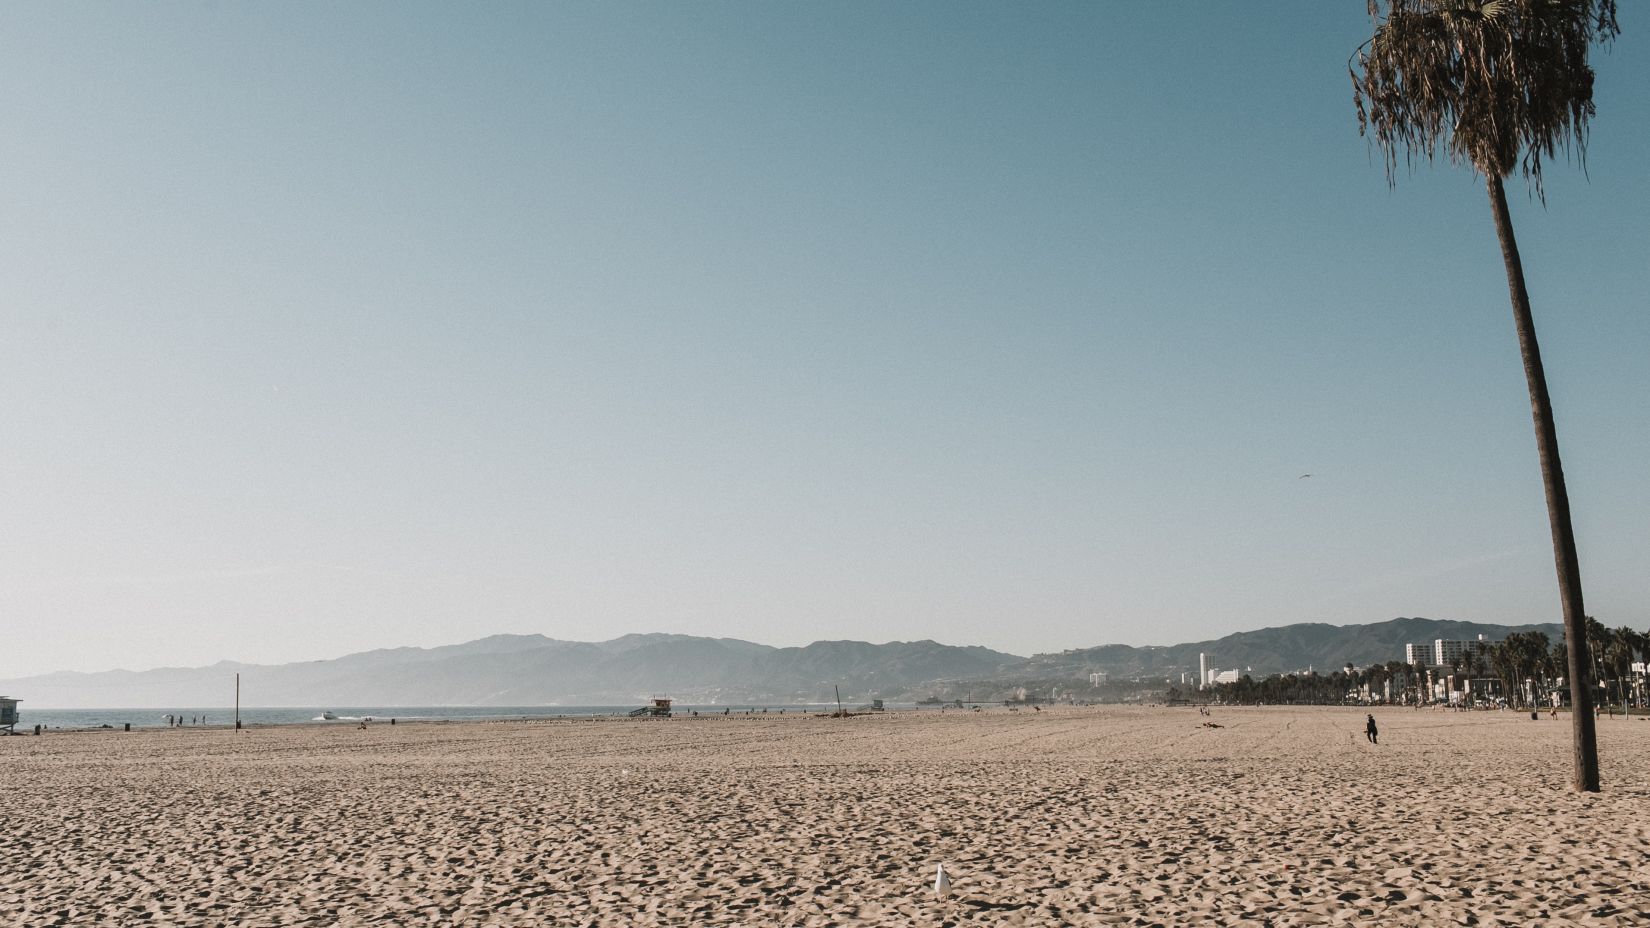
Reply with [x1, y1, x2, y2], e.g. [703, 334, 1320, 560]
[628, 696, 672, 717]
[0, 697, 19, 735]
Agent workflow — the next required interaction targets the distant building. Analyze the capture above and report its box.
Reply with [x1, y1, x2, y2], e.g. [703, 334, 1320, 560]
[1212, 669, 1240, 685]
[1438, 636, 1496, 667]
[1199, 652, 1209, 690]
[1435, 639, 1472, 666]
[1089, 672, 1108, 686]
[1405, 637, 1498, 668]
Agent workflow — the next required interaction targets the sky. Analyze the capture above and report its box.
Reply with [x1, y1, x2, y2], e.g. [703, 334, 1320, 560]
[2, 2, 1646, 679]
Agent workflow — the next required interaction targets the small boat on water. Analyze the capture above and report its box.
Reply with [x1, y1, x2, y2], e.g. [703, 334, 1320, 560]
[319, 711, 338, 720]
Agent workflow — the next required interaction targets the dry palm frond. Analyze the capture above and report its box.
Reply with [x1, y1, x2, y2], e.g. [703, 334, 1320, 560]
[1351, 0, 1619, 197]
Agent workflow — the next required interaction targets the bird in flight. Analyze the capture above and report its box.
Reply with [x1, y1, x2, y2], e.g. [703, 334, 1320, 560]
[1298, 474, 1312, 479]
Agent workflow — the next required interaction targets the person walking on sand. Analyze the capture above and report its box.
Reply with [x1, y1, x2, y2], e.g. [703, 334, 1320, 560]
[1365, 714, 1379, 745]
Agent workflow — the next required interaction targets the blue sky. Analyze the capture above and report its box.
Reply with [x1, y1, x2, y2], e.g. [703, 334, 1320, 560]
[2, 2, 1645, 678]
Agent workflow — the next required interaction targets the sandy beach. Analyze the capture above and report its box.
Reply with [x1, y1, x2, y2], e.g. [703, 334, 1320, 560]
[5, 707, 1649, 926]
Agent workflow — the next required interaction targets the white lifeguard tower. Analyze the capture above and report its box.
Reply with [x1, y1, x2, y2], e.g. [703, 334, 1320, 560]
[0, 697, 19, 735]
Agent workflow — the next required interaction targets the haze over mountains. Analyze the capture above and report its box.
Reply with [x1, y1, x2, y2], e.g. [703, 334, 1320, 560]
[1017, 616, 1565, 680]
[3, 618, 1562, 708]
[5, 635, 1019, 708]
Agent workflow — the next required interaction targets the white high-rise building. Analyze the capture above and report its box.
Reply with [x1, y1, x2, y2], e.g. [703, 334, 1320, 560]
[1199, 652, 1209, 690]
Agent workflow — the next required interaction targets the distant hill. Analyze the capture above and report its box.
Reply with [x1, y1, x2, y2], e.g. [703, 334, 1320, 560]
[1016, 617, 1565, 680]
[1, 634, 1023, 708]
[1, 618, 1566, 708]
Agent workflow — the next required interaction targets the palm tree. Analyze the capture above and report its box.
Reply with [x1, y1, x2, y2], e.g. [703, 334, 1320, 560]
[1521, 631, 1552, 706]
[1497, 630, 1549, 708]
[1630, 628, 1650, 709]
[1633, 627, 1650, 709]
[1607, 626, 1637, 713]
[1352, 0, 1619, 792]
[1585, 616, 1613, 712]
[1490, 639, 1525, 707]
[1549, 639, 1568, 703]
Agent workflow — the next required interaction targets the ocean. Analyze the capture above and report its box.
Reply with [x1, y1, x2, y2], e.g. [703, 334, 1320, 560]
[13, 704, 844, 731]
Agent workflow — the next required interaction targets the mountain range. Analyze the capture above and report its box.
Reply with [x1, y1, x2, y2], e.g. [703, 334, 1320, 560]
[1015, 616, 1565, 680]
[3, 634, 1019, 708]
[2, 618, 1563, 708]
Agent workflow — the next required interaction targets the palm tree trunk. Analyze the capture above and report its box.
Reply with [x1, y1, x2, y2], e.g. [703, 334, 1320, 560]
[1486, 175, 1600, 792]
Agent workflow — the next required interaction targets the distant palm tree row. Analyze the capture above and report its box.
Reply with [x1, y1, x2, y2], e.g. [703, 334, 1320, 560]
[1482, 621, 1650, 712]
[1481, 631, 1558, 708]
[1583, 618, 1650, 713]
[1167, 671, 1363, 707]
[1176, 619, 1650, 711]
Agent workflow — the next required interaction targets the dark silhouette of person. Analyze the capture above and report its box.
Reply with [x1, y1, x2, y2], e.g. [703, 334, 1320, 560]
[1365, 714, 1379, 745]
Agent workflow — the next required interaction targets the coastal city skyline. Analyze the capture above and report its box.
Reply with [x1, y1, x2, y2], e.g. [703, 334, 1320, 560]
[4, 4, 1646, 680]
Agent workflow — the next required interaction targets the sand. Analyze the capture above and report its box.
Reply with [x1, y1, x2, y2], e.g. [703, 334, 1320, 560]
[4, 706, 1649, 926]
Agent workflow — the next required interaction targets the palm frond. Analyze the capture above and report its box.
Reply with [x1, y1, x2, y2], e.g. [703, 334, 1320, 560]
[1350, 0, 1619, 197]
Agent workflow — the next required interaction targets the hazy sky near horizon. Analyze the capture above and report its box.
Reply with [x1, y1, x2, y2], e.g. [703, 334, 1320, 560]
[3, 3, 1646, 679]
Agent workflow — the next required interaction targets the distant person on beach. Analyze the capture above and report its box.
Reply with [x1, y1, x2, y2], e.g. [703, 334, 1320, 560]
[1365, 714, 1379, 745]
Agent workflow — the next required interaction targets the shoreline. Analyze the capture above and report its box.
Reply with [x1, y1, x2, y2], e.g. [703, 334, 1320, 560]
[7, 702, 855, 733]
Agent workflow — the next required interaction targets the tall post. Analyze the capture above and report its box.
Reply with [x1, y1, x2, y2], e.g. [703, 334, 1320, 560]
[835, 685, 843, 717]
[235, 673, 241, 731]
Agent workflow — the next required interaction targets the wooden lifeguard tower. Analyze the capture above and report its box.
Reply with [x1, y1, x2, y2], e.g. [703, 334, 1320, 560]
[628, 696, 672, 717]
[0, 697, 19, 735]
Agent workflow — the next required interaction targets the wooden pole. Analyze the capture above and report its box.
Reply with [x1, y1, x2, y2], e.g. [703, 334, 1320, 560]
[835, 684, 843, 717]
[235, 673, 241, 731]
